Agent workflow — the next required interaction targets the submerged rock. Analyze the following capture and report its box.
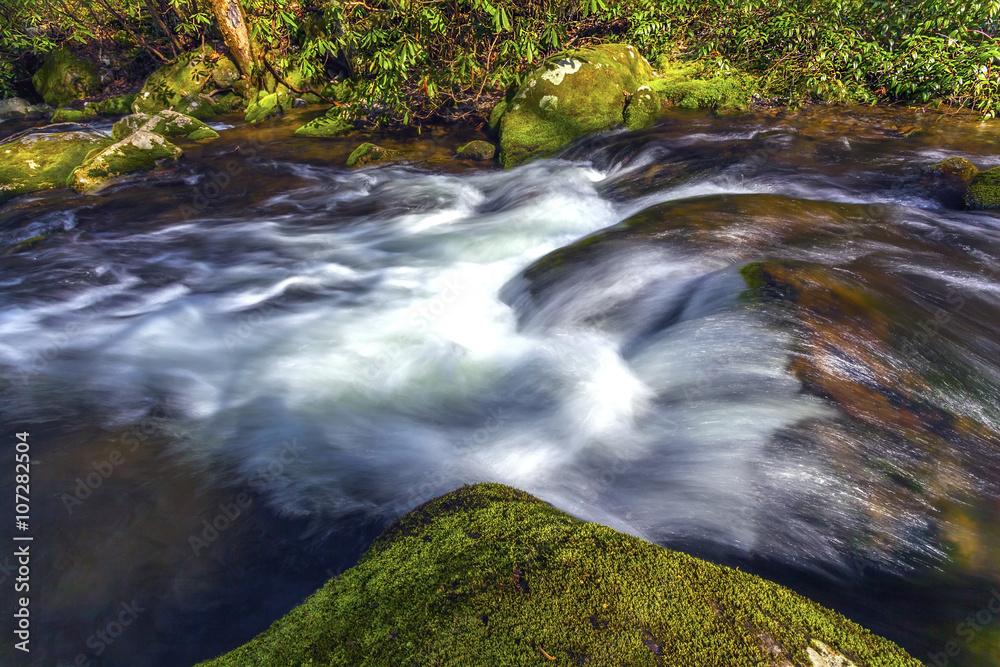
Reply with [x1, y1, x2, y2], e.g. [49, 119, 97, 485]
[495, 43, 654, 167]
[0, 97, 52, 123]
[0, 131, 111, 199]
[964, 165, 1000, 210]
[346, 142, 410, 168]
[455, 140, 496, 161]
[196, 483, 921, 667]
[32, 47, 101, 107]
[69, 130, 181, 193]
[111, 109, 219, 142]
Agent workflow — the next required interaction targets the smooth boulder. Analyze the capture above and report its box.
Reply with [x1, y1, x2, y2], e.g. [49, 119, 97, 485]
[495, 43, 654, 167]
[0, 131, 111, 199]
[456, 140, 496, 161]
[32, 47, 101, 107]
[69, 131, 181, 193]
[195, 483, 922, 667]
[0, 97, 52, 123]
[346, 142, 410, 168]
[132, 48, 227, 118]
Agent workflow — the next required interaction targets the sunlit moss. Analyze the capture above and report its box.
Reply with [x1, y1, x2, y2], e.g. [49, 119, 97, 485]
[197, 483, 921, 667]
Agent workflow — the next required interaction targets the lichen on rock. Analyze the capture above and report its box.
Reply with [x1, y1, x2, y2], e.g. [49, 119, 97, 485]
[69, 130, 181, 193]
[32, 47, 101, 107]
[495, 43, 655, 168]
[0, 131, 111, 200]
[195, 483, 922, 667]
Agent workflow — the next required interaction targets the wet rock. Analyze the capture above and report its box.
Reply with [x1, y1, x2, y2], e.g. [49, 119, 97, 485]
[0, 131, 112, 200]
[456, 140, 496, 161]
[69, 130, 181, 193]
[346, 142, 410, 168]
[494, 44, 654, 167]
[0, 97, 52, 123]
[964, 165, 1000, 210]
[244, 89, 292, 123]
[294, 112, 354, 137]
[196, 483, 922, 667]
[50, 105, 99, 123]
[112, 109, 219, 142]
[623, 84, 661, 130]
[32, 47, 101, 107]
[922, 157, 978, 207]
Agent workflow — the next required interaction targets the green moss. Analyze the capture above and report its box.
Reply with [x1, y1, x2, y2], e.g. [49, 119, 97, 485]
[31, 47, 101, 107]
[346, 142, 409, 168]
[964, 166, 1000, 210]
[456, 140, 496, 161]
[197, 483, 921, 667]
[112, 110, 218, 142]
[133, 47, 221, 118]
[211, 56, 241, 89]
[245, 91, 292, 123]
[648, 59, 756, 110]
[624, 84, 661, 130]
[294, 113, 355, 138]
[69, 130, 181, 193]
[50, 105, 99, 123]
[0, 131, 112, 200]
[498, 43, 655, 168]
[927, 156, 978, 183]
[101, 93, 137, 116]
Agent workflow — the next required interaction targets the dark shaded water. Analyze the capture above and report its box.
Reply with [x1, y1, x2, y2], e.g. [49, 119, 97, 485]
[1, 106, 1000, 665]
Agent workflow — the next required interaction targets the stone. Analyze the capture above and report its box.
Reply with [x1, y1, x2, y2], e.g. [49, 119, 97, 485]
[69, 130, 181, 193]
[623, 84, 661, 130]
[0, 97, 51, 122]
[0, 131, 111, 199]
[495, 43, 654, 167]
[132, 47, 221, 117]
[50, 105, 99, 123]
[965, 166, 1000, 210]
[32, 47, 101, 107]
[346, 142, 409, 168]
[294, 113, 354, 137]
[111, 109, 218, 142]
[455, 140, 496, 161]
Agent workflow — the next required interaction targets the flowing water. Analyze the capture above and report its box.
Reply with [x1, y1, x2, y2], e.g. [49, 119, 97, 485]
[2, 107, 1000, 666]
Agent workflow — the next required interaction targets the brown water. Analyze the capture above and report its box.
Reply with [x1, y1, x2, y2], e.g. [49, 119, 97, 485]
[1, 106, 1000, 666]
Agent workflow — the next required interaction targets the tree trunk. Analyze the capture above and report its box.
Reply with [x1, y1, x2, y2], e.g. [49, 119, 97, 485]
[206, 0, 257, 77]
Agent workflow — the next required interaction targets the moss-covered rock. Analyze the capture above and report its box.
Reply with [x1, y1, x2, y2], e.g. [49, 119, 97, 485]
[964, 166, 1000, 210]
[111, 109, 218, 142]
[648, 58, 755, 111]
[624, 84, 661, 130]
[922, 157, 978, 208]
[101, 93, 137, 116]
[294, 112, 354, 137]
[456, 140, 496, 161]
[69, 130, 181, 193]
[32, 47, 101, 107]
[132, 47, 222, 118]
[496, 43, 655, 168]
[50, 105, 100, 123]
[245, 90, 293, 123]
[0, 97, 52, 122]
[211, 56, 241, 89]
[196, 483, 921, 667]
[346, 142, 411, 168]
[0, 131, 111, 200]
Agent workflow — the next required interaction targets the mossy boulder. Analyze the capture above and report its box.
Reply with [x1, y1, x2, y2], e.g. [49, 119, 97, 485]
[0, 97, 52, 122]
[132, 48, 222, 118]
[456, 140, 496, 161]
[648, 58, 755, 111]
[32, 47, 101, 107]
[196, 483, 921, 667]
[624, 84, 661, 130]
[211, 56, 241, 89]
[964, 166, 1000, 210]
[294, 112, 354, 137]
[0, 131, 111, 200]
[111, 109, 218, 142]
[346, 142, 411, 168]
[496, 43, 655, 168]
[245, 89, 293, 123]
[50, 105, 100, 123]
[69, 130, 181, 193]
[101, 93, 137, 116]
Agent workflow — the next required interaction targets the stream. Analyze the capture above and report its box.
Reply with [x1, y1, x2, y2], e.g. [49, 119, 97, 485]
[2, 106, 1000, 666]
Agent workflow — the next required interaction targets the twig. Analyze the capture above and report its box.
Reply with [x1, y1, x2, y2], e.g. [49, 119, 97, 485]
[539, 647, 556, 661]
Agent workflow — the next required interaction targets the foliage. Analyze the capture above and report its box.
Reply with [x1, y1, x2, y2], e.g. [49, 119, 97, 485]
[2, 0, 1000, 119]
